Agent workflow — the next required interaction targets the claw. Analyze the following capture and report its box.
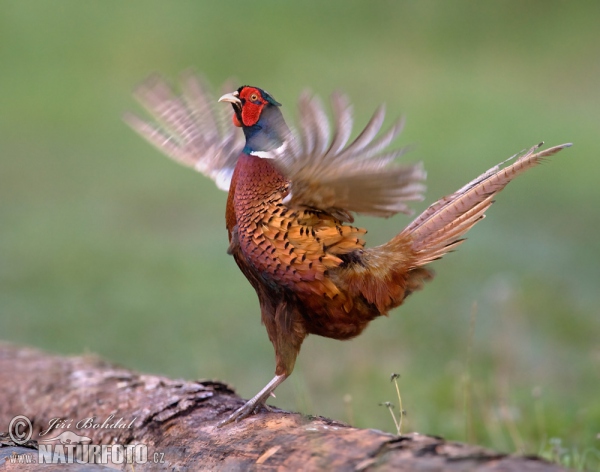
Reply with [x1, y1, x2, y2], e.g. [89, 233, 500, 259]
[216, 373, 288, 427]
[218, 399, 262, 427]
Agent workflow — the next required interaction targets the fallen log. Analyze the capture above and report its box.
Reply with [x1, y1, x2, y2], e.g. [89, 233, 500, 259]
[0, 343, 564, 471]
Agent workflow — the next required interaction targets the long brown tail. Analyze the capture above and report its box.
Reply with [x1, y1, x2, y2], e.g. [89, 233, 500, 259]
[348, 142, 570, 313]
[393, 142, 571, 268]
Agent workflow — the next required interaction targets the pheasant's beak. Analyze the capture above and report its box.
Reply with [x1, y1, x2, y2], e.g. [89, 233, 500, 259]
[218, 91, 242, 110]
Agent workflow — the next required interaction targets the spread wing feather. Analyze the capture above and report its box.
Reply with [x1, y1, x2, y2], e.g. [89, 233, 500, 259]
[271, 92, 426, 222]
[124, 72, 243, 191]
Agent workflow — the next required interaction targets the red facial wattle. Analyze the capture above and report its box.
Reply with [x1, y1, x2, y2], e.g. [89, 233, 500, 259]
[238, 87, 268, 127]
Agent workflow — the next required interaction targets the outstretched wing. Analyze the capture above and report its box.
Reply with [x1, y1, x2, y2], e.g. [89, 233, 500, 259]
[267, 91, 426, 222]
[124, 72, 243, 191]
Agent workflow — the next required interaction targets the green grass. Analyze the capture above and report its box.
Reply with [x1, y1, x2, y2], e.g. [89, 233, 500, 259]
[1, 1, 599, 468]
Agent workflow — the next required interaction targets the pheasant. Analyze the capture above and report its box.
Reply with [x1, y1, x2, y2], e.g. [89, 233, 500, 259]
[125, 73, 570, 427]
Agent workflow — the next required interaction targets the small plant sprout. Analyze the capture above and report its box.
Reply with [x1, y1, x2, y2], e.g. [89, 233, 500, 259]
[379, 401, 400, 434]
[390, 373, 405, 435]
[379, 373, 405, 435]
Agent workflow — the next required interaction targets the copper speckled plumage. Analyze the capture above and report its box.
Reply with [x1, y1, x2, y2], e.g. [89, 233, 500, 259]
[126, 73, 571, 426]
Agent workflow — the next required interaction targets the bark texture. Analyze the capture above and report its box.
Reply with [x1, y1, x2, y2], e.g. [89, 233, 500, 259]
[0, 343, 564, 471]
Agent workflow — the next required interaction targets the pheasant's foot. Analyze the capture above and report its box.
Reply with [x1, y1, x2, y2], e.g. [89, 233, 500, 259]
[217, 373, 287, 427]
[218, 399, 263, 427]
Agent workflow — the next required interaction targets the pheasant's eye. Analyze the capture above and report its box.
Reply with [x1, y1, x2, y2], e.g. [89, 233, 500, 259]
[250, 93, 258, 102]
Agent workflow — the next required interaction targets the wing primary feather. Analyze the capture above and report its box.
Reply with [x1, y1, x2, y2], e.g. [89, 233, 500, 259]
[126, 73, 243, 191]
[324, 92, 353, 158]
[337, 105, 386, 159]
[272, 91, 424, 219]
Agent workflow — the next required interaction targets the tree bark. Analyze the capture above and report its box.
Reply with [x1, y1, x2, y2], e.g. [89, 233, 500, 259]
[0, 343, 564, 471]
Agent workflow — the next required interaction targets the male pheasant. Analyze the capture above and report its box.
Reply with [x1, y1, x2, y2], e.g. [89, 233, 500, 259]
[126, 73, 570, 426]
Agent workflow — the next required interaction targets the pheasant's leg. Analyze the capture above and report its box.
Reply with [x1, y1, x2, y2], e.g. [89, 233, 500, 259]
[216, 299, 305, 427]
[217, 373, 288, 427]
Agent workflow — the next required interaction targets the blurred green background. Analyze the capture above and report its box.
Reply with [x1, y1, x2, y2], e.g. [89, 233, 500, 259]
[1, 0, 598, 466]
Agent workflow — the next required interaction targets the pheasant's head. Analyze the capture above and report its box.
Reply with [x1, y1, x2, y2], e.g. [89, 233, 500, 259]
[219, 86, 281, 128]
[219, 86, 287, 154]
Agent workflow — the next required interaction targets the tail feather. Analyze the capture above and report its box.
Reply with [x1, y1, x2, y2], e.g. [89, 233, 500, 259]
[416, 195, 493, 253]
[350, 142, 569, 314]
[398, 142, 571, 267]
